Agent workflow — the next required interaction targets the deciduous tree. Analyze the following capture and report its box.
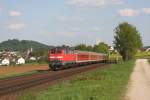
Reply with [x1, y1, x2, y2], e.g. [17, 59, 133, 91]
[114, 22, 142, 61]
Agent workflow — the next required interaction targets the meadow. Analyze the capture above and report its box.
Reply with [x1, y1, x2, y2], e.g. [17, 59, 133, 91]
[19, 60, 134, 100]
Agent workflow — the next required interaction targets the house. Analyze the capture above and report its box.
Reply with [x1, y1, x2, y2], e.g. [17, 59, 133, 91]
[16, 57, 25, 65]
[109, 46, 114, 51]
[29, 57, 36, 61]
[1, 58, 10, 66]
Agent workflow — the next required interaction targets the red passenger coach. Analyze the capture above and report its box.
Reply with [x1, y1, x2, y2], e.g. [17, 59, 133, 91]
[48, 47, 107, 71]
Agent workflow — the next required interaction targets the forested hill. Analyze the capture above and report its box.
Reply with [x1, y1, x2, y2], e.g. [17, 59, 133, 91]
[0, 39, 53, 51]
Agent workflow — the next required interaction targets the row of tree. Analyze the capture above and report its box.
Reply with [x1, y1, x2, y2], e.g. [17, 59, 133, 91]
[74, 42, 109, 54]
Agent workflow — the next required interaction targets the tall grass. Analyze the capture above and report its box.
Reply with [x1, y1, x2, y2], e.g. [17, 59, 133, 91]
[19, 60, 135, 100]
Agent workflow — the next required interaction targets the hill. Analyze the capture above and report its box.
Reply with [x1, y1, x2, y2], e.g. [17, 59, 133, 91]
[0, 39, 53, 51]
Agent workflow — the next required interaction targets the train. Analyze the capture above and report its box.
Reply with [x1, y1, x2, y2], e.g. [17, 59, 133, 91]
[48, 47, 108, 71]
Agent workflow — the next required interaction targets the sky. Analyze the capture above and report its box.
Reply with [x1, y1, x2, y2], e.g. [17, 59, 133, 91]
[0, 0, 150, 46]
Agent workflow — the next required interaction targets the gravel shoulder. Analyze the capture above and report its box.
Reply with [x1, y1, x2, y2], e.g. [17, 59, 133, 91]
[125, 59, 150, 100]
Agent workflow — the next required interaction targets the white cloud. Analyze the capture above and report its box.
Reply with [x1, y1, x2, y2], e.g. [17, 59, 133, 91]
[7, 22, 26, 30]
[9, 11, 21, 17]
[66, 0, 123, 7]
[142, 8, 150, 14]
[118, 8, 140, 17]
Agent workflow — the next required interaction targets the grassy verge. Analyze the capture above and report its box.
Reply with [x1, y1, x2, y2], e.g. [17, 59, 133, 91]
[19, 60, 135, 100]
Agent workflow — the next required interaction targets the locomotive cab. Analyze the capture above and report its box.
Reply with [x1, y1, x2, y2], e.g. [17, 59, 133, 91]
[48, 48, 64, 70]
[48, 47, 75, 70]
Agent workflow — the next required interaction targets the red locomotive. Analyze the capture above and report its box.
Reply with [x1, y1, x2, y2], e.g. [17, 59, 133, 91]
[48, 47, 108, 70]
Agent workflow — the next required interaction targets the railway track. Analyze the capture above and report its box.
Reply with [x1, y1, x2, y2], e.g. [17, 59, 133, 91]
[0, 63, 109, 97]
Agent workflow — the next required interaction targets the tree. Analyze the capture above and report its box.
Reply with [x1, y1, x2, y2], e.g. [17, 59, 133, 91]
[75, 44, 88, 51]
[86, 45, 93, 51]
[93, 42, 109, 53]
[114, 22, 142, 61]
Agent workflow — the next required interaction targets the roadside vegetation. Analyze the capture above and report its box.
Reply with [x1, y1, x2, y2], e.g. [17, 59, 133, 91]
[135, 51, 150, 59]
[19, 60, 134, 100]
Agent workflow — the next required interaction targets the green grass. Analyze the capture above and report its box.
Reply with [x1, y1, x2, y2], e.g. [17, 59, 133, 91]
[148, 59, 150, 64]
[109, 53, 122, 61]
[135, 51, 150, 59]
[19, 60, 135, 100]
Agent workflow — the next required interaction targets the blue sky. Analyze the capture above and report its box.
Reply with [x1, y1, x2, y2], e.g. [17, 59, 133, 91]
[0, 0, 150, 46]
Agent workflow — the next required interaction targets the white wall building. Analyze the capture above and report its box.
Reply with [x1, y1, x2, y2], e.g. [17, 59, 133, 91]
[29, 57, 36, 61]
[1, 58, 10, 66]
[16, 57, 25, 65]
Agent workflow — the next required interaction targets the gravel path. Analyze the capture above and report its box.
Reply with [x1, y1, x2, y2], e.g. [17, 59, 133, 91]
[125, 59, 150, 100]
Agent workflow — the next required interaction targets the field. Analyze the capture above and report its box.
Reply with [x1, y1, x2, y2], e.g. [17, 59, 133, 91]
[19, 60, 134, 100]
[0, 64, 49, 79]
[135, 51, 150, 59]
[109, 51, 150, 61]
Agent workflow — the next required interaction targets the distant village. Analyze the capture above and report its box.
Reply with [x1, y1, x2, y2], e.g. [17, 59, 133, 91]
[0, 48, 37, 66]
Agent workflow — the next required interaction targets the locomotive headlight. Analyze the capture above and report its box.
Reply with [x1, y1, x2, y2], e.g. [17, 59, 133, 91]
[50, 56, 63, 59]
[50, 56, 55, 58]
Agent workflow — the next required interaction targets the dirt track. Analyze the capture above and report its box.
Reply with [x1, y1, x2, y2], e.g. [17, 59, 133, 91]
[125, 59, 150, 100]
[0, 65, 49, 76]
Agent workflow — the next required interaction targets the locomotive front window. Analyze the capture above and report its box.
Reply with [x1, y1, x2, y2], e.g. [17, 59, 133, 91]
[64, 50, 74, 54]
[51, 49, 62, 54]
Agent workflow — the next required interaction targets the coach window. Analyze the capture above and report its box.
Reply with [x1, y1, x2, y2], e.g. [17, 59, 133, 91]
[64, 49, 69, 54]
[68, 50, 73, 54]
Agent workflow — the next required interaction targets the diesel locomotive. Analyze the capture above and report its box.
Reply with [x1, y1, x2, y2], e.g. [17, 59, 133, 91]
[48, 47, 108, 71]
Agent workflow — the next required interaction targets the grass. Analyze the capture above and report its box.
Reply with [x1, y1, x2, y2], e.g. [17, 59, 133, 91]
[148, 59, 150, 64]
[19, 60, 135, 100]
[108, 53, 122, 61]
[135, 51, 150, 59]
